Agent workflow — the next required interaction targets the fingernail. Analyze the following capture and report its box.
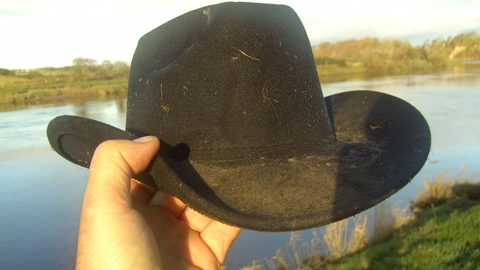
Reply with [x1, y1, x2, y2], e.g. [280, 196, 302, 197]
[133, 136, 155, 143]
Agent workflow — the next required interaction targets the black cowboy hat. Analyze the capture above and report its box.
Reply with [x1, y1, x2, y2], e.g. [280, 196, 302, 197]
[47, 2, 430, 231]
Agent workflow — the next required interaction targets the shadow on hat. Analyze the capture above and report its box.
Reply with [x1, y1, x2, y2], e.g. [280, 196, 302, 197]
[47, 2, 430, 231]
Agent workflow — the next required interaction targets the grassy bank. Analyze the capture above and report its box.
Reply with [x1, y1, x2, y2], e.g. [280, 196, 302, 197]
[316, 60, 469, 83]
[243, 169, 480, 270]
[0, 76, 127, 105]
[0, 58, 129, 105]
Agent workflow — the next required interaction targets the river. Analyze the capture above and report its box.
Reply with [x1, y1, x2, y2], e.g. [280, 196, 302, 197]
[0, 70, 479, 269]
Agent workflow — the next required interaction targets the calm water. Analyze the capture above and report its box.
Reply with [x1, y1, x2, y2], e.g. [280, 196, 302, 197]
[0, 71, 479, 269]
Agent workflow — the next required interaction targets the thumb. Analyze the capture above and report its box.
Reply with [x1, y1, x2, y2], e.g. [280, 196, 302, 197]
[84, 136, 160, 209]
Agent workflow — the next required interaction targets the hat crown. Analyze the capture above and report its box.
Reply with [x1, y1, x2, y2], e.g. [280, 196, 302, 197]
[126, 3, 335, 160]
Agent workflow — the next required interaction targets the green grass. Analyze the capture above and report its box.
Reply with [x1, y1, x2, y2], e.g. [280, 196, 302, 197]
[242, 169, 480, 270]
[0, 76, 128, 104]
[0, 62, 130, 105]
[329, 198, 480, 269]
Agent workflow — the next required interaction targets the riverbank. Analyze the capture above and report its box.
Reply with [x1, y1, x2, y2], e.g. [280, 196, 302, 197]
[0, 76, 127, 105]
[1, 62, 471, 106]
[243, 170, 480, 269]
[0, 59, 129, 105]
[316, 60, 472, 83]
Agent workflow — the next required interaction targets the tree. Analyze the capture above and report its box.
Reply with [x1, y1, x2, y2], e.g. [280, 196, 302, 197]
[112, 61, 130, 78]
[72, 57, 97, 67]
[72, 57, 98, 81]
[0, 68, 15, 76]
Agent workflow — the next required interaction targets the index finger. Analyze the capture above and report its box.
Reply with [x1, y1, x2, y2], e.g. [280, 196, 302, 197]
[84, 137, 160, 209]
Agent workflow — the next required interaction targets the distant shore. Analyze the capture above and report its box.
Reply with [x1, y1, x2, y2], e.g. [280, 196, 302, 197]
[0, 78, 127, 105]
[2, 62, 476, 106]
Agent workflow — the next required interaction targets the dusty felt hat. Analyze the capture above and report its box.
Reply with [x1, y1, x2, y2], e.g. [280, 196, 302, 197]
[47, 2, 431, 231]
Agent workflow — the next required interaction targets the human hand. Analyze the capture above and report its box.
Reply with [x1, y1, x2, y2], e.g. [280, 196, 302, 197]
[76, 136, 241, 269]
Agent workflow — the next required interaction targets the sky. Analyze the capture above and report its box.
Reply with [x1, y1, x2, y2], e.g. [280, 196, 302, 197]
[1, 0, 479, 70]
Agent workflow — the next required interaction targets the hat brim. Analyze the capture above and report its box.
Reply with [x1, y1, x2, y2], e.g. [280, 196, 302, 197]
[47, 90, 430, 231]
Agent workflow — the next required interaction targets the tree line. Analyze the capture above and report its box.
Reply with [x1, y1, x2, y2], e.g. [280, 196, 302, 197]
[2, 57, 130, 82]
[70, 57, 129, 81]
[2, 31, 479, 80]
[312, 31, 480, 74]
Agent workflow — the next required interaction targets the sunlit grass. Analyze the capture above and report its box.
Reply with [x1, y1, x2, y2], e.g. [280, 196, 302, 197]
[0, 75, 27, 88]
[0, 76, 128, 104]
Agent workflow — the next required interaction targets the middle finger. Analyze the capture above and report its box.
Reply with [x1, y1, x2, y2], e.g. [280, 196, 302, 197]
[130, 179, 157, 204]
[148, 190, 187, 218]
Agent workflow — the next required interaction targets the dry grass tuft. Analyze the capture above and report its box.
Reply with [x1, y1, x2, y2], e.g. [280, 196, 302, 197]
[373, 201, 413, 243]
[323, 215, 369, 260]
[240, 260, 264, 270]
[262, 232, 321, 270]
[414, 172, 456, 208]
[412, 166, 480, 210]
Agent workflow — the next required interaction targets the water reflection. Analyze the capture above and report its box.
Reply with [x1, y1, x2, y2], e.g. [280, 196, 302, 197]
[0, 71, 479, 269]
[72, 98, 126, 118]
[0, 97, 127, 154]
[0, 97, 128, 269]
[0, 93, 127, 113]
